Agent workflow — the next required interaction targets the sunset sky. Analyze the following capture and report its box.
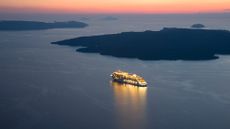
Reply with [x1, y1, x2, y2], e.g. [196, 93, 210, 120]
[0, 0, 230, 14]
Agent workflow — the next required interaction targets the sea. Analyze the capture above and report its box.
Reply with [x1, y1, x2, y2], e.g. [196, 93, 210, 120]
[0, 13, 230, 129]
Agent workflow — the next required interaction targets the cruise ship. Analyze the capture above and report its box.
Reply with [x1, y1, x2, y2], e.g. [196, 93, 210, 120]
[111, 70, 147, 87]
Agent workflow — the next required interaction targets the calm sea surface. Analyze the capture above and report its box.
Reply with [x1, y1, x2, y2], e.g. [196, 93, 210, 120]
[0, 14, 230, 129]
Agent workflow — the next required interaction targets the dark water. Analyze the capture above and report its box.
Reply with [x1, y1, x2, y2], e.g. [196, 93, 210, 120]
[0, 14, 230, 129]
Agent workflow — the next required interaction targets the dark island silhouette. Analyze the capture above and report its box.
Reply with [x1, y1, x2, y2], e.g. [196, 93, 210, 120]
[52, 28, 230, 60]
[191, 24, 206, 29]
[0, 20, 88, 30]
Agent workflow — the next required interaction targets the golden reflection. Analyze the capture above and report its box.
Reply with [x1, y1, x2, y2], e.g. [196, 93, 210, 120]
[111, 81, 147, 129]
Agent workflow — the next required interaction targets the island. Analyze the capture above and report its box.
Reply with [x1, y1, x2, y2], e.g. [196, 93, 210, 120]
[0, 20, 88, 30]
[52, 28, 230, 60]
[101, 16, 118, 21]
[191, 24, 206, 29]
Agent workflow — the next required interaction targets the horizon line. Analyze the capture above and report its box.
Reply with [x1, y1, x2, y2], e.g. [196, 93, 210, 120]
[1, 6, 230, 15]
[1, 11, 230, 15]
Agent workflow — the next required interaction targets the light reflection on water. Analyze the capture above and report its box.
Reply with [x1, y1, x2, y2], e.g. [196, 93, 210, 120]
[111, 81, 148, 129]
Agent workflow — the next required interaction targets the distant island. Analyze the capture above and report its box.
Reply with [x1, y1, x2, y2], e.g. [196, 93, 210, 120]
[52, 28, 230, 60]
[101, 16, 118, 21]
[0, 20, 88, 30]
[191, 24, 206, 29]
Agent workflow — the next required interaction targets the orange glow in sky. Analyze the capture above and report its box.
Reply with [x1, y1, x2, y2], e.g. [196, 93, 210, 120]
[0, 0, 230, 13]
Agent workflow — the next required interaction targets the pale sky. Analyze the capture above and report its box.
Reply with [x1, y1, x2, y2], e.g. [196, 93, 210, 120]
[0, 0, 230, 13]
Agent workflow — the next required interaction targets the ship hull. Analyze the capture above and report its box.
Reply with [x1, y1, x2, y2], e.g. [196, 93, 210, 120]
[112, 78, 147, 87]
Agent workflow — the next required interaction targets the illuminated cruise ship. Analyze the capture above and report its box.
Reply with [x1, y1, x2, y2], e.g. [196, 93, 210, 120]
[111, 70, 147, 87]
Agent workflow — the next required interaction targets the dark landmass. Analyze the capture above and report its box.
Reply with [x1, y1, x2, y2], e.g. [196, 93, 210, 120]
[0, 20, 88, 30]
[52, 28, 230, 60]
[191, 24, 206, 29]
